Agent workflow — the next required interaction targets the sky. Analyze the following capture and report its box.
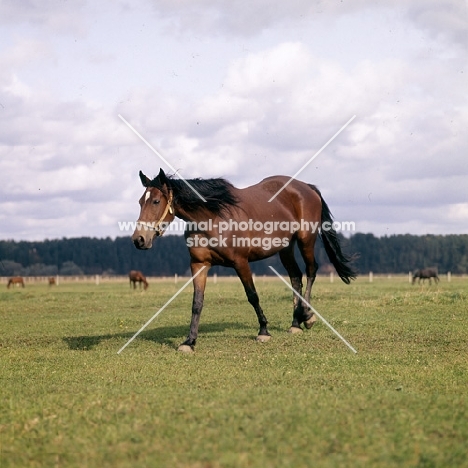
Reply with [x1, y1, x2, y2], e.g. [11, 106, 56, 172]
[0, 0, 467, 241]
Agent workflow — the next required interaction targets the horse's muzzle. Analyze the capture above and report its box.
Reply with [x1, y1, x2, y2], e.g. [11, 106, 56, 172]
[132, 231, 153, 250]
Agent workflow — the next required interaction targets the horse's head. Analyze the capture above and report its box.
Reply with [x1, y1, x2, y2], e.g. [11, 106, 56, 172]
[132, 168, 175, 250]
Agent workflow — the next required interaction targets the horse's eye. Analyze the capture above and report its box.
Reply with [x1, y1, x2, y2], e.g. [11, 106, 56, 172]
[153, 199, 160, 205]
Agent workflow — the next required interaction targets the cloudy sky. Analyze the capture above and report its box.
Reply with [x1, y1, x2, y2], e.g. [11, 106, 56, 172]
[0, 0, 467, 241]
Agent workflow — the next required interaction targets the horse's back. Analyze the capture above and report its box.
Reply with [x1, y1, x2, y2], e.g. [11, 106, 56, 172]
[254, 176, 315, 195]
[237, 176, 321, 222]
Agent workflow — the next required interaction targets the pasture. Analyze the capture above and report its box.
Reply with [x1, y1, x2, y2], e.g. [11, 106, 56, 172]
[1, 276, 467, 467]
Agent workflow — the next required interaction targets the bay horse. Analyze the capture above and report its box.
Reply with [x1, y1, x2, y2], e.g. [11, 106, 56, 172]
[132, 168, 356, 352]
[129, 270, 149, 290]
[412, 267, 439, 285]
[7, 276, 25, 288]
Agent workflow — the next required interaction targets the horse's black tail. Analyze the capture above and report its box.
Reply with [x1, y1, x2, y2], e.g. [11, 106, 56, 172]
[310, 185, 357, 284]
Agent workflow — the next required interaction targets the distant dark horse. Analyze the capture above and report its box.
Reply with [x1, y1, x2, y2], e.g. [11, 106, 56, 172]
[129, 270, 149, 290]
[412, 268, 439, 285]
[132, 169, 356, 352]
[7, 276, 25, 288]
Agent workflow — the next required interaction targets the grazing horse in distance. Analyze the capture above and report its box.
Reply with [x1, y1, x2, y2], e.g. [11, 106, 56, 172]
[412, 267, 439, 285]
[131, 168, 356, 353]
[7, 276, 25, 288]
[129, 270, 149, 290]
[48, 277, 56, 286]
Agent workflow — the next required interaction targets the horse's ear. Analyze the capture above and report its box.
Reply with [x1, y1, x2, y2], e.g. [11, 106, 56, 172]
[158, 168, 168, 186]
[139, 171, 151, 187]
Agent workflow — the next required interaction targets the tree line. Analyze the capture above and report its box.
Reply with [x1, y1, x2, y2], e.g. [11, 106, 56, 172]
[1, 233, 467, 277]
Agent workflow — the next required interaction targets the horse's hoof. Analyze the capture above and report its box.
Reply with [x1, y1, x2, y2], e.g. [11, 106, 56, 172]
[288, 326, 303, 334]
[304, 315, 317, 329]
[256, 335, 271, 343]
[177, 345, 194, 353]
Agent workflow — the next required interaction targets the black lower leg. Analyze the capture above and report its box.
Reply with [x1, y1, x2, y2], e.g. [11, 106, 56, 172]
[180, 264, 208, 349]
[181, 314, 201, 347]
[299, 259, 318, 325]
[236, 263, 270, 338]
[246, 289, 270, 336]
[290, 276, 305, 328]
[301, 275, 315, 322]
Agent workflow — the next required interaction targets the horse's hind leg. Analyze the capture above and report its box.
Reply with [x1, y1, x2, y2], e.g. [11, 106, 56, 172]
[279, 246, 308, 333]
[297, 234, 319, 329]
[235, 261, 271, 342]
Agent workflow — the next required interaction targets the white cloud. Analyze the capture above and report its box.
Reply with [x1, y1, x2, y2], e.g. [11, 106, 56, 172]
[0, 0, 466, 240]
[405, 0, 468, 46]
[146, 0, 468, 46]
[0, 0, 87, 35]
[3, 74, 33, 99]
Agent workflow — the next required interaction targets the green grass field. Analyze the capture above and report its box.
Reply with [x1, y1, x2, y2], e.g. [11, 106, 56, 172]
[1, 276, 467, 467]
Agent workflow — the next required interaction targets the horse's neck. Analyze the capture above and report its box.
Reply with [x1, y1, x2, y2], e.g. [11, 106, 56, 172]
[174, 205, 213, 223]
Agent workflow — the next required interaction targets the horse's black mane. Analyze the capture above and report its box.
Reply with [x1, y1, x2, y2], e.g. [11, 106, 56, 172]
[150, 174, 239, 215]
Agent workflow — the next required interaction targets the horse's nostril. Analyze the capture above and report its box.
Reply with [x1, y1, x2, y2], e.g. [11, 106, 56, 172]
[133, 236, 145, 249]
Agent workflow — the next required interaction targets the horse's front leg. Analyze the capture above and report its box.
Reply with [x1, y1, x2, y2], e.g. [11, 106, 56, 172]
[178, 262, 210, 353]
[235, 261, 271, 342]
